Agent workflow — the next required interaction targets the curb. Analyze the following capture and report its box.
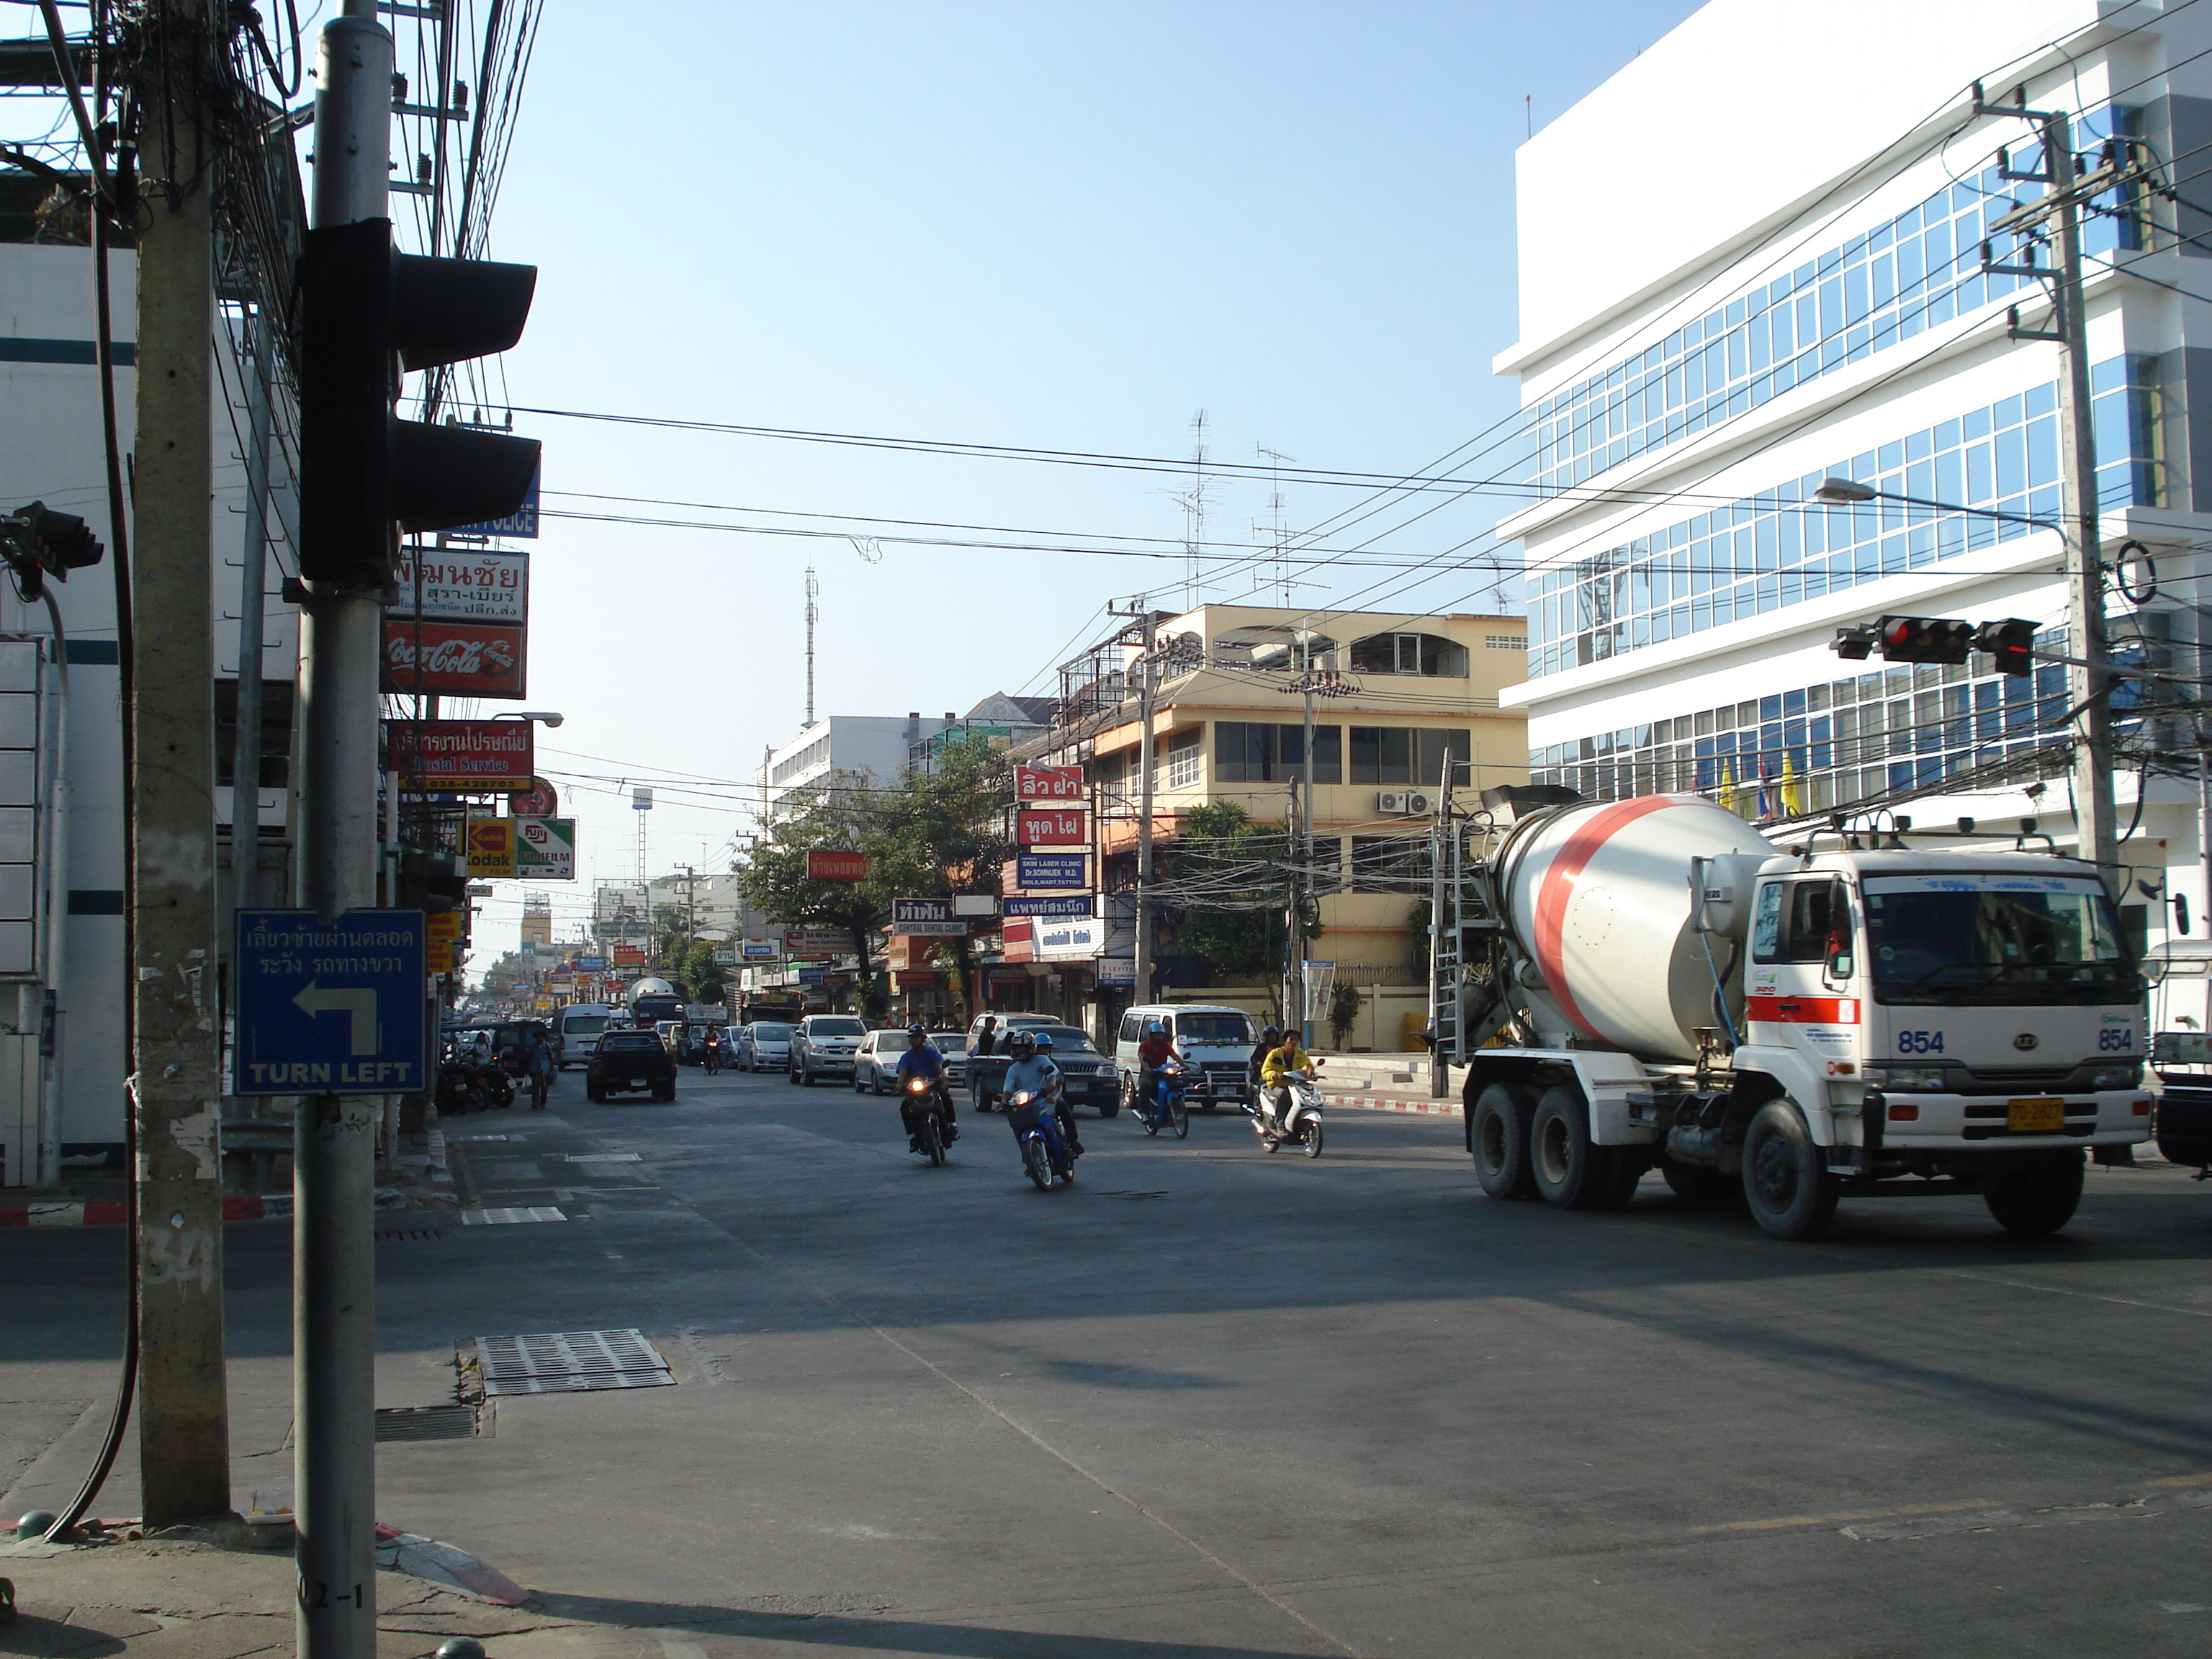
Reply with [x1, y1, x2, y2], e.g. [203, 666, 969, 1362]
[0, 1194, 292, 1228]
[374, 1522, 530, 1606]
[1324, 1091, 1462, 1119]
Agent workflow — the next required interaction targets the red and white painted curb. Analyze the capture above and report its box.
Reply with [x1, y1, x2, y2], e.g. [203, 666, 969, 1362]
[1323, 1091, 1462, 1120]
[374, 1522, 530, 1606]
[0, 1193, 292, 1228]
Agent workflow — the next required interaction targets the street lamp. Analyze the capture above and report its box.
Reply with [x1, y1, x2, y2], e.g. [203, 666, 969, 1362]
[493, 709, 565, 727]
[1811, 477, 2057, 536]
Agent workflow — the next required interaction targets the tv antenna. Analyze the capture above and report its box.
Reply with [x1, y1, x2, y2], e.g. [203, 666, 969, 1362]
[804, 566, 820, 725]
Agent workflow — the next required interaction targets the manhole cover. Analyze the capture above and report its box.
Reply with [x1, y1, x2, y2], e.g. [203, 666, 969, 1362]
[374, 1404, 480, 1442]
[460, 1206, 567, 1226]
[475, 1328, 674, 1396]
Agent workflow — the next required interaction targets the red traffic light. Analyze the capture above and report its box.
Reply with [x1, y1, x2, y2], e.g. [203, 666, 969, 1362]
[1972, 617, 2038, 677]
[1874, 614, 1974, 665]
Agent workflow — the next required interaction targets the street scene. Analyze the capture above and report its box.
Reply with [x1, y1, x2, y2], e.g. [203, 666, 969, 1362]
[7, 0, 2212, 1656]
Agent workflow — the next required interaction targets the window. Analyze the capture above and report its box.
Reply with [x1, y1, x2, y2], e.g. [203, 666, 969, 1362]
[1216, 722, 1341, 783]
[1485, 634, 1524, 650]
[1163, 727, 1202, 788]
[1349, 727, 1412, 784]
[1349, 835, 1429, 891]
[1119, 1012, 1142, 1042]
[1416, 729, 1471, 789]
[1349, 632, 1468, 676]
[1754, 880, 1842, 963]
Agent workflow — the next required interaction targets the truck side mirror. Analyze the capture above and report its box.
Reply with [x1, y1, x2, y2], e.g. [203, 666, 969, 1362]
[1823, 880, 1853, 979]
[2177, 893, 2193, 935]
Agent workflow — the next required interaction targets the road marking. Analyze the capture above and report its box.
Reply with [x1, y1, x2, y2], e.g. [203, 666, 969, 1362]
[2146, 1471, 2212, 1489]
[1696, 1498, 1998, 1534]
[1930, 1269, 2212, 1319]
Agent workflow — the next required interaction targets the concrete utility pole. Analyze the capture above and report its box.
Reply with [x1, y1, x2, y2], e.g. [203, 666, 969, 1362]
[130, 0, 232, 1527]
[296, 8, 392, 1658]
[1980, 84, 2148, 884]
[228, 308, 276, 921]
[1132, 623, 1156, 1003]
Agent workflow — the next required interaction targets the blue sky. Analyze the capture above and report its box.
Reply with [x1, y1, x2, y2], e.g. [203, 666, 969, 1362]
[467, 0, 1702, 958]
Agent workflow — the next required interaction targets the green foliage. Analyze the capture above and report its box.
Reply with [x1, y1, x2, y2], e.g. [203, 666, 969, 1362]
[1168, 801, 1316, 1022]
[1328, 981, 1361, 1049]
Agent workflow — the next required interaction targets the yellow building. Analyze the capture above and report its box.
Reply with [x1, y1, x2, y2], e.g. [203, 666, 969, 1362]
[1008, 603, 1528, 1044]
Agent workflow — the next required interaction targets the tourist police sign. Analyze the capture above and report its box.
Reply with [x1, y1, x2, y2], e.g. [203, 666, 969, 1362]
[233, 909, 428, 1094]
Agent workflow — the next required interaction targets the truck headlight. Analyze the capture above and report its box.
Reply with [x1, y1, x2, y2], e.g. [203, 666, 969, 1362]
[2090, 1061, 2143, 1089]
[1863, 1064, 1949, 1092]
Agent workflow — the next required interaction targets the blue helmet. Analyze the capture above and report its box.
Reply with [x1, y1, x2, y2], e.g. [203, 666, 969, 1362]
[1146, 1020, 1166, 1035]
[1033, 1033, 1055, 1052]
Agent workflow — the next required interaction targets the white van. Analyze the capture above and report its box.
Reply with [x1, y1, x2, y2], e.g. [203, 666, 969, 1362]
[1114, 1004, 1259, 1111]
[554, 1004, 619, 1071]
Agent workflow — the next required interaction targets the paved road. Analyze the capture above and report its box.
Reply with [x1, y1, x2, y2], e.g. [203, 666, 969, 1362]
[11, 1063, 2212, 1657]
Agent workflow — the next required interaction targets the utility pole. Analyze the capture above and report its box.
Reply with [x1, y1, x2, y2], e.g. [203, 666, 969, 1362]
[297, 9, 391, 1657]
[130, 0, 231, 1527]
[1428, 755, 1454, 1099]
[1115, 606, 1158, 1003]
[1979, 82, 2149, 884]
[228, 307, 276, 923]
[804, 566, 819, 727]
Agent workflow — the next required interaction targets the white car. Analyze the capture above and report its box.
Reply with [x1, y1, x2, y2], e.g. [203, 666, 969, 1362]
[737, 1020, 792, 1073]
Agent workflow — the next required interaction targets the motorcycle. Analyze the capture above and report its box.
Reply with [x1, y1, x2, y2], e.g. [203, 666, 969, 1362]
[703, 1038, 723, 1076]
[1004, 1087, 1074, 1190]
[1251, 1061, 1324, 1157]
[904, 1075, 953, 1166]
[1138, 1058, 1190, 1140]
[435, 1052, 510, 1115]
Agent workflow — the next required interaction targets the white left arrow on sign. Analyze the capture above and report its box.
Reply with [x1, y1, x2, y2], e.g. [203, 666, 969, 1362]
[294, 983, 380, 1056]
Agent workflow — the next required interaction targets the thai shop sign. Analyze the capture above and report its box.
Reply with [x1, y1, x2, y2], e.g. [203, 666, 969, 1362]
[392, 547, 529, 621]
[514, 816, 576, 879]
[1015, 809, 1086, 846]
[385, 719, 534, 791]
[891, 898, 964, 937]
[1014, 764, 1084, 801]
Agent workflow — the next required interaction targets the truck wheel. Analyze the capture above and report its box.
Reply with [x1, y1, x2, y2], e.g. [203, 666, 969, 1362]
[1529, 1084, 1632, 1210]
[1470, 1082, 1537, 1200]
[1984, 1152, 2085, 1236]
[1741, 1100, 1838, 1241]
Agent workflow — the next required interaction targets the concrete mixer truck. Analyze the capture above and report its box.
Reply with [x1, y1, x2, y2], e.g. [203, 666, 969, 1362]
[1457, 791, 2150, 1241]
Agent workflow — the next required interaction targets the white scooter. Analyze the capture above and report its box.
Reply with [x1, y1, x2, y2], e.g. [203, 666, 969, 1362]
[1250, 1060, 1324, 1157]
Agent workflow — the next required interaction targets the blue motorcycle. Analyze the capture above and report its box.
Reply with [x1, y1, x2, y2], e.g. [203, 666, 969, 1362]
[1004, 1088, 1074, 1190]
[1138, 1058, 1190, 1140]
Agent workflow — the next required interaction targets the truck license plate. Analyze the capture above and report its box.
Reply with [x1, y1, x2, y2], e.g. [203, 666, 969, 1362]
[2007, 1097, 2065, 1133]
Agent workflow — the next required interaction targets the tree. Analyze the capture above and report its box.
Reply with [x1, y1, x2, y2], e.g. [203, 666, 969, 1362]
[1164, 801, 1316, 1023]
[731, 771, 890, 1005]
[869, 737, 1015, 1022]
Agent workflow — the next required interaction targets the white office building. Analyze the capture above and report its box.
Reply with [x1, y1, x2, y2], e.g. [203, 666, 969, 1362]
[1498, 0, 2212, 1021]
[755, 712, 948, 820]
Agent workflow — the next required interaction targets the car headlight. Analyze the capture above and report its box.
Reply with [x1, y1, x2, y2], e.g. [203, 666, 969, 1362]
[1863, 1064, 1951, 1092]
[2090, 1061, 2144, 1089]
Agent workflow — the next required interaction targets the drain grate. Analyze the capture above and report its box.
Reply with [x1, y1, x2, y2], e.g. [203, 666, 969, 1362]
[374, 1403, 479, 1442]
[557, 1152, 641, 1164]
[460, 1206, 567, 1226]
[475, 1328, 674, 1396]
[375, 1227, 446, 1242]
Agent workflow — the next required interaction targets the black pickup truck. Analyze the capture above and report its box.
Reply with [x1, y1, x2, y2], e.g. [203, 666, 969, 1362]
[587, 1029, 677, 1103]
[2152, 1031, 2212, 1171]
[968, 1020, 1120, 1118]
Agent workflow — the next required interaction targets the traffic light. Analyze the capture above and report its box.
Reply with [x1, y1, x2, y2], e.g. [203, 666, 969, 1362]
[1874, 614, 1974, 665]
[296, 217, 540, 586]
[0, 501, 104, 600]
[1972, 617, 2038, 677]
[1831, 623, 1878, 660]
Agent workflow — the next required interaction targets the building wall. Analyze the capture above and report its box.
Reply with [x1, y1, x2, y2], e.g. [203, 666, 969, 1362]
[756, 714, 948, 818]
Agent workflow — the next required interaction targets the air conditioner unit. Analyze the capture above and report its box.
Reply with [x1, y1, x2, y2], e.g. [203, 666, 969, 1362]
[1378, 791, 1437, 815]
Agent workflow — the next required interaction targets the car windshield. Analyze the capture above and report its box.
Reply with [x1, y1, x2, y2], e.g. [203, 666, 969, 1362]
[1038, 1027, 1100, 1056]
[1174, 1012, 1255, 1045]
[749, 1024, 790, 1040]
[562, 1015, 608, 1035]
[810, 1017, 866, 1036]
[930, 1034, 968, 1053]
[1863, 876, 2139, 1006]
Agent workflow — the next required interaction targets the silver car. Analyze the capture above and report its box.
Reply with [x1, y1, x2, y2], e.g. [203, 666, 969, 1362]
[738, 1020, 792, 1073]
[789, 1014, 866, 1086]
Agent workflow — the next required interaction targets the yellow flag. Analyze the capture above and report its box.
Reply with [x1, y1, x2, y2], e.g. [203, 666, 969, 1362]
[1780, 752, 1804, 817]
[1718, 759, 1741, 817]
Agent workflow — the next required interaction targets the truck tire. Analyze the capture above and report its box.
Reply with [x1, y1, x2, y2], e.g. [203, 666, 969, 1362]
[1741, 1100, 1838, 1241]
[1470, 1082, 1537, 1200]
[1984, 1152, 2085, 1236]
[1529, 1084, 1635, 1210]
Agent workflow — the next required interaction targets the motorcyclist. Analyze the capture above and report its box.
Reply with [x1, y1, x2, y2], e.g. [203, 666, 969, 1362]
[702, 1026, 724, 1073]
[1249, 1025, 1281, 1114]
[894, 1024, 958, 1149]
[1033, 1033, 1084, 1157]
[1136, 1019, 1180, 1125]
[1257, 1028, 1316, 1129]
[999, 1030, 1075, 1163]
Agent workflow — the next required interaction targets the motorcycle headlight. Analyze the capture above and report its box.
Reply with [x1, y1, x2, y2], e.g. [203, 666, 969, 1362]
[1863, 1064, 1951, 1092]
[2090, 1061, 2144, 1089]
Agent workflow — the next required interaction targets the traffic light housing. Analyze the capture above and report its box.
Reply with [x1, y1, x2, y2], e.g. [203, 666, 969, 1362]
[1972, 617, 2038, 677]
[1874, 614, 1974, 665]
[1831, 623, 1878, 660]
[297, 217, 540, 586]
[1, 501, 104, 600]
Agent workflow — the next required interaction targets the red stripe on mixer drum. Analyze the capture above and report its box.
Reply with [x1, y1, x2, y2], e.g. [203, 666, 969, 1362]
[1746, 995, 1860, 1025]
[1531, 796, 1673, 1040]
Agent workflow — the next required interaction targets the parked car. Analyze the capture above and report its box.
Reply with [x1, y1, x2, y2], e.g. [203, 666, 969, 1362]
[1113, 1004, 1258, 1112]
[586, 1028, 677, 1103]
[789, 1014, 868, 1086]
[737, 1020, 792, 1073]
[928, 1030, 969, 1088]
[962, 1012, 1065, 1109]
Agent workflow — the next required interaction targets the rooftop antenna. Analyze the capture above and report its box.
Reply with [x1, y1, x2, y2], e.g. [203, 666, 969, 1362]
[1254, 444, 1295, 604]
[804, 565, 820, 725]
[1177, 410, 1210, 611]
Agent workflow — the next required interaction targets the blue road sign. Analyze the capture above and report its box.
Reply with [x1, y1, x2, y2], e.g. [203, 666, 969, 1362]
[234, 909, 428, 1095]
[575, 954, 607, 972]
[1016, 853, 1087, 889]
[1004, 894, 1094, 918]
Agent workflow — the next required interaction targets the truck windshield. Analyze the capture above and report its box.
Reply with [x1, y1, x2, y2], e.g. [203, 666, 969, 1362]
[1863, 876, 2139, 1006]
[1174, 1012, 1254, 1045]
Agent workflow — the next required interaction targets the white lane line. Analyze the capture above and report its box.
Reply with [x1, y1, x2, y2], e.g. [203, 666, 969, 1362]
[1930, 1269, 2212, 1319]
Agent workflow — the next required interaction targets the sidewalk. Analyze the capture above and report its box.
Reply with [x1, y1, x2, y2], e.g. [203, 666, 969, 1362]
[0, 1530, 562, 1659]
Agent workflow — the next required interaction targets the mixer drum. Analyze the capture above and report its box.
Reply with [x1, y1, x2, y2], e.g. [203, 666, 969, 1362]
[1499, 794, 1773, 1062]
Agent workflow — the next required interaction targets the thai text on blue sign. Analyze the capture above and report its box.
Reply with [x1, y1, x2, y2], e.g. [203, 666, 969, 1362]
[233, 909, 428, 1094]
[1016, 853, 1087, 889]
[575, 955, 607, 972]
[1004, 894, 1094, 918]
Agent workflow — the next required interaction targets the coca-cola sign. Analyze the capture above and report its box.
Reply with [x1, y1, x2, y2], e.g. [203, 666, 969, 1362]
[381, 620, 526, 697]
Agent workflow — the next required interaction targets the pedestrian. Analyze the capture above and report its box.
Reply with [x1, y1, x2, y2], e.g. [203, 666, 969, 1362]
[974, 1013, 1000, 1056]
[526, 1025, 554, 1108]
